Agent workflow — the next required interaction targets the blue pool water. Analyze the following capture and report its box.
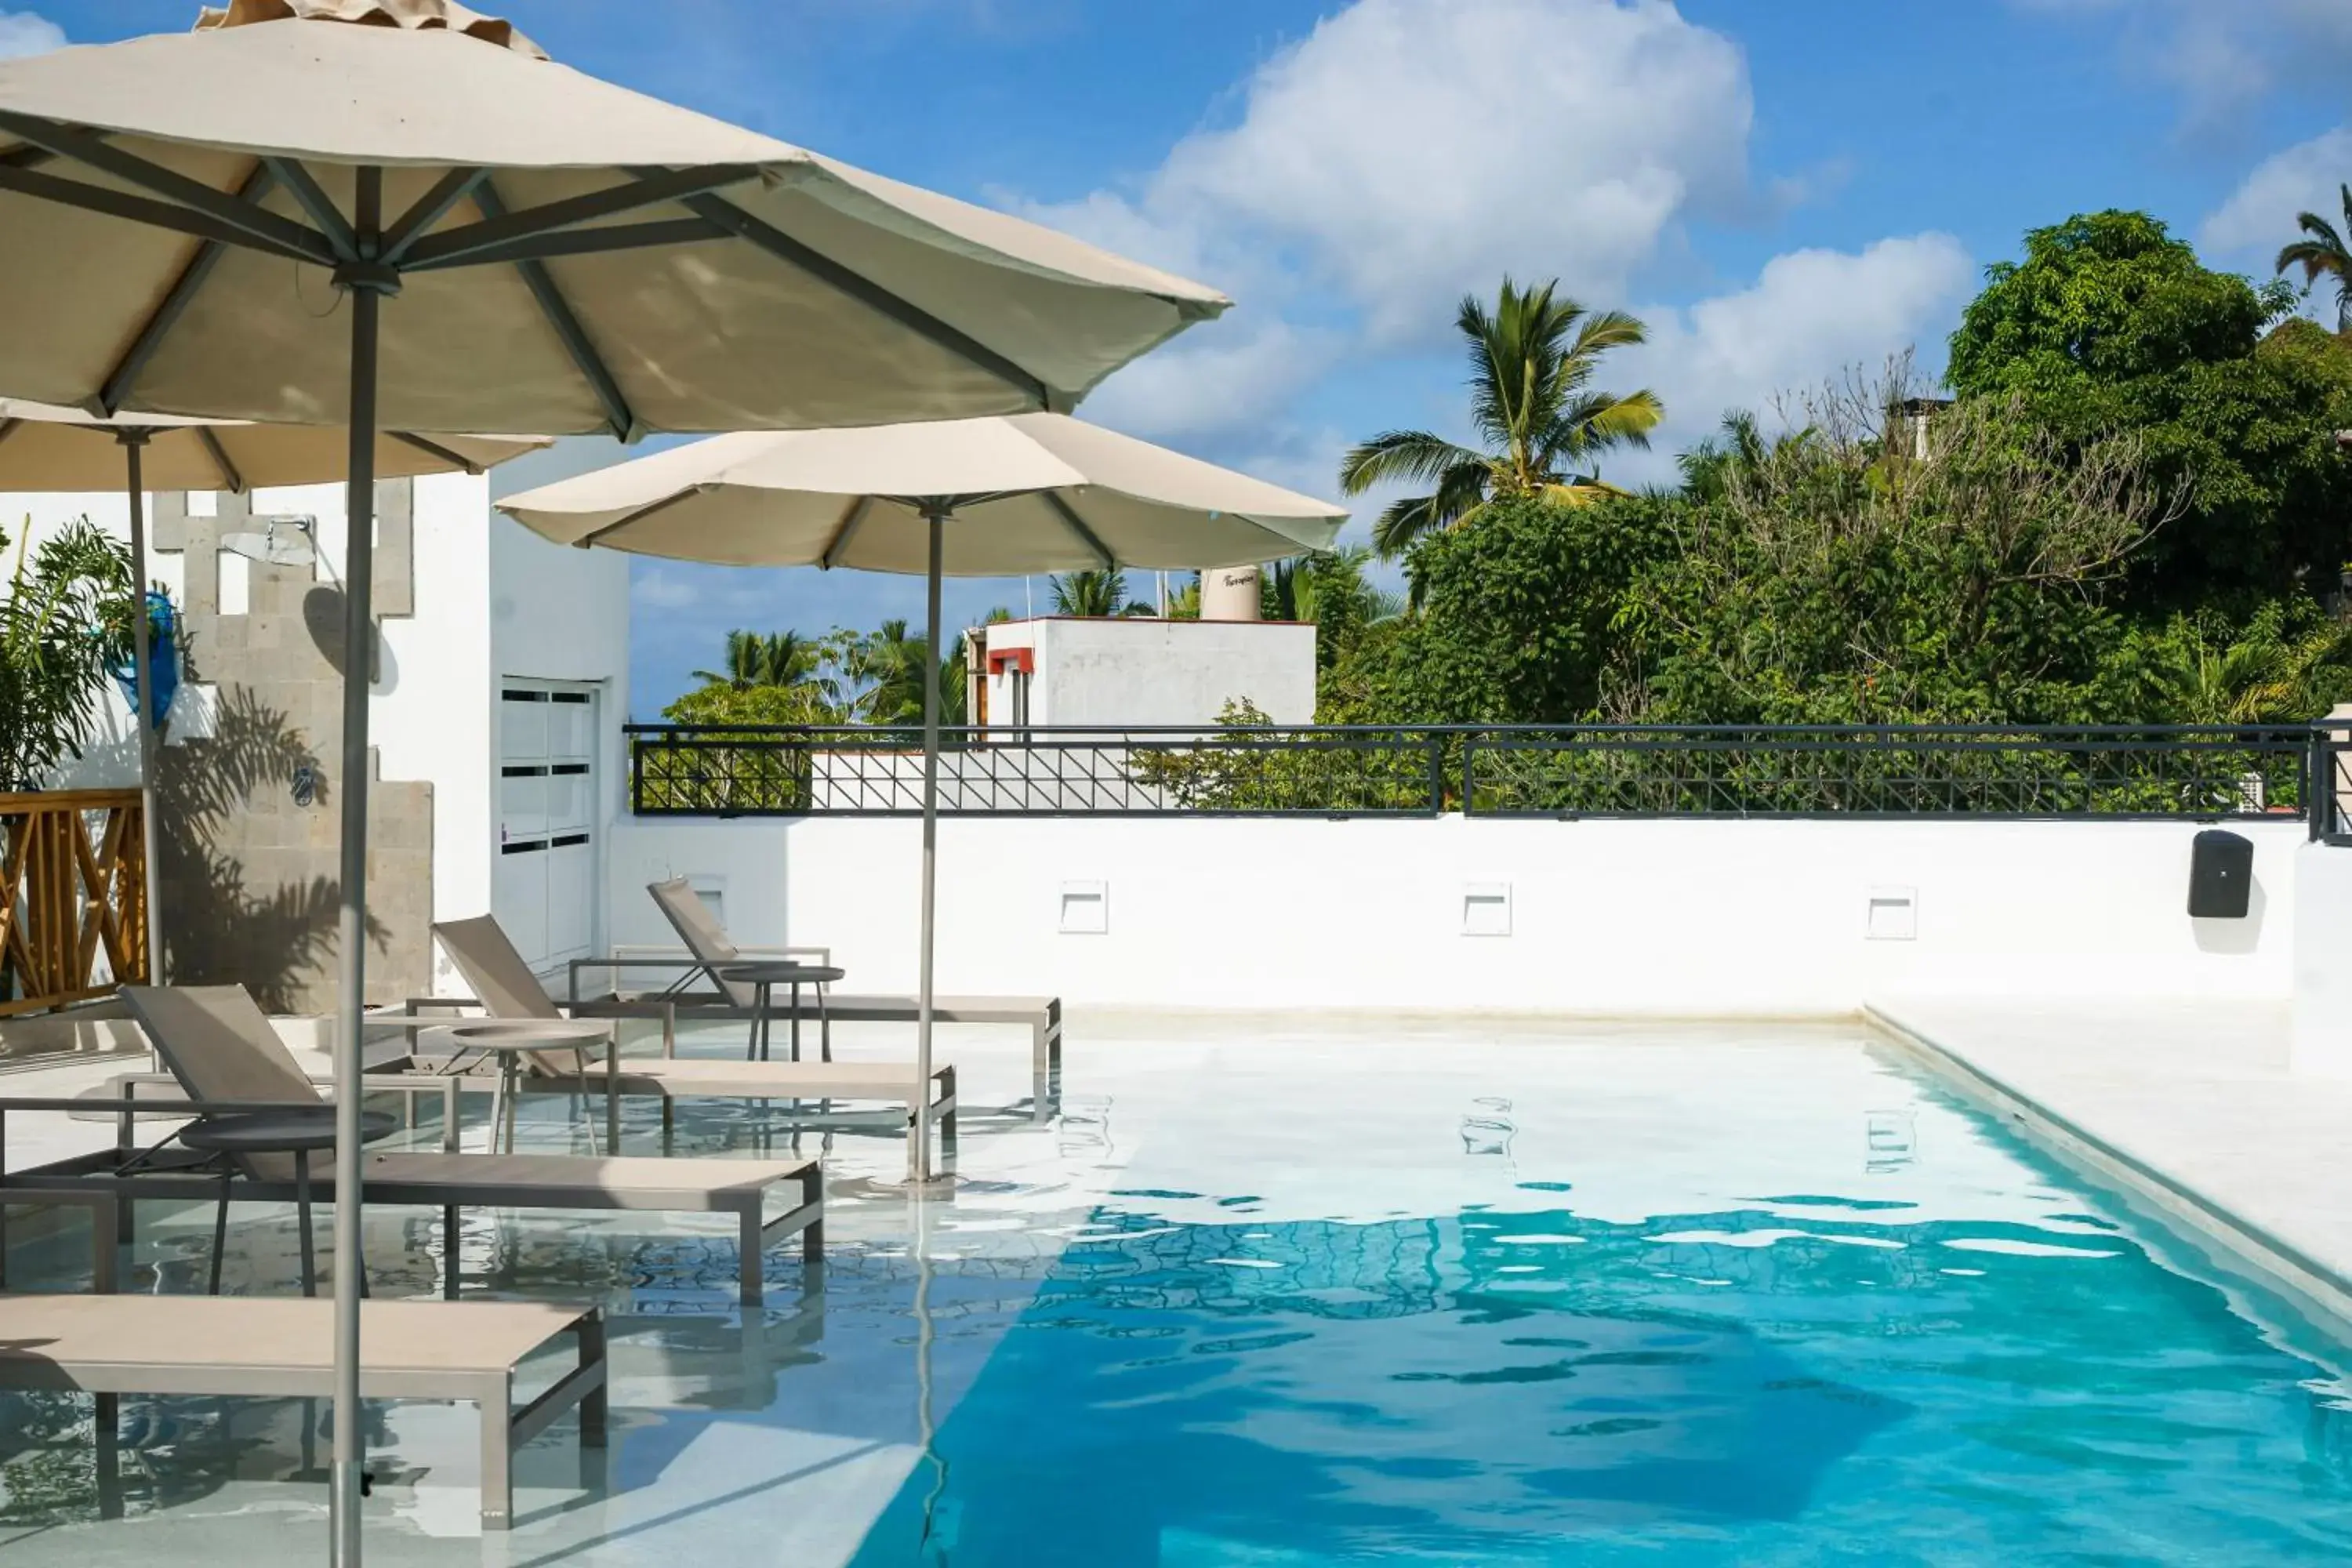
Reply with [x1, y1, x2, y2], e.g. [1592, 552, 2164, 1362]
[850, 1088, 2352, 1563]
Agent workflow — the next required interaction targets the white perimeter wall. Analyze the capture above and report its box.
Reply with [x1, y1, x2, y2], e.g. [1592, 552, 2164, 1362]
[607, 815, 2305, 1014]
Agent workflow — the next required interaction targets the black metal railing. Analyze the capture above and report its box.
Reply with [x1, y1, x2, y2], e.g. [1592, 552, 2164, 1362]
[628, 721, 2352, 828]
[626, 724, 1446, 818]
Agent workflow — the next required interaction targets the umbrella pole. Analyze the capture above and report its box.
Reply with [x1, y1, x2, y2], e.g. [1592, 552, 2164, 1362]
[116, 432, 163, 989]
[331, 174, 390, 1568]
[914, 507, 945, 1183]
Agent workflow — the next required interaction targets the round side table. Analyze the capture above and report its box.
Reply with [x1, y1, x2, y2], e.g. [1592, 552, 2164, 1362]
[717, 962, 845, 1064]
[445, 1020, 616, 1156]
[178, 1107, 397, 1297]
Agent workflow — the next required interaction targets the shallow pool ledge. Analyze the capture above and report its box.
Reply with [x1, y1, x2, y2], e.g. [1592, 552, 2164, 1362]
[1868, 996, 2352, 1337]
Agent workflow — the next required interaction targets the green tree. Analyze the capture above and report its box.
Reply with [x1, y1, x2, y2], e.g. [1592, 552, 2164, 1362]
[1049, 568, 1151, 617]
[1947, 209, 2347, 605]
[1330, 391, 2172, 730]
[2277, 183, 2352, 332]
[1339, 277, 1664, 557]
[0, 515, 137, 791]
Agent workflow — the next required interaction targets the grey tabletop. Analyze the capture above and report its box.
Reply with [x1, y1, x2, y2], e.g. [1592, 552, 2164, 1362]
[717, 961, 845, 985]
[180, 1108, 398, 1154]
[447, 1020, 612, 1049]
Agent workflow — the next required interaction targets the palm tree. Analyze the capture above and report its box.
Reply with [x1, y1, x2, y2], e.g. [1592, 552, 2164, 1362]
[1340, 277, 1664, 557]
[2278, 184, 2352, 332]
[694, 628, 818, 691]
[1049, 568, 1151, 617]
[1264, 546, 1402, 630]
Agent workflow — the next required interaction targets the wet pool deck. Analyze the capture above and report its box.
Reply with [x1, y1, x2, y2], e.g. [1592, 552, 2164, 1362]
[1869, 996, 2352, 1331]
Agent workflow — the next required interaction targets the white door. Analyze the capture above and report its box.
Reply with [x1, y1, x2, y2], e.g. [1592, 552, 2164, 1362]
[495, 681, 599, 975]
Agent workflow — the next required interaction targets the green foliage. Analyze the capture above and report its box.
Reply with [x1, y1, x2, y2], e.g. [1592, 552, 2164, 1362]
[1340, 276, 1663, 557]
[1124, 698, 1432, 812]
[1334, 393, 2199, 728]
[662, 680, 836, 728]
[1947, 209, 2352, 604]
[1049, 568, 1152, 618]
[0, 515, 136, 791]
[1323, 494, 1674, 725]
[1261, 545, 1401, 670]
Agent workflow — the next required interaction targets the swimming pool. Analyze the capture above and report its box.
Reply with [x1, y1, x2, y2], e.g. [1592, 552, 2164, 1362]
[844, 1029, 2352, 1566]
[3, 1023, 2349, 1564]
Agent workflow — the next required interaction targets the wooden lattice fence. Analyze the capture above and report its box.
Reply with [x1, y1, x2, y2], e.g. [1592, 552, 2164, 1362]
[0, 788, 147, 1016]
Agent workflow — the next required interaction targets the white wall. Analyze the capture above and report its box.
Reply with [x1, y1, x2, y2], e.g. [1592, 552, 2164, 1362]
[982, 616, 1316, 729]
[607, 815, 2303, 1014]
[483, 510, 630, 975]
[366, 474, 493, 964]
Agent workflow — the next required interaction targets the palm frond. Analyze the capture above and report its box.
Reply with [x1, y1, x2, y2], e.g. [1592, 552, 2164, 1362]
[1340, 430, 1487, 494]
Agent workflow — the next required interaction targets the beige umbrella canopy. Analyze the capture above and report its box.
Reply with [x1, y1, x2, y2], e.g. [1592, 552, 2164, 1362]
[0, 5, 1228, 435]
[0, 398, 547, 491]
[0, 7, 1225, 1558]
[496, 412, 1345, 572]
[500, 416, 1347, 1183]
[0, 397, 550, 976]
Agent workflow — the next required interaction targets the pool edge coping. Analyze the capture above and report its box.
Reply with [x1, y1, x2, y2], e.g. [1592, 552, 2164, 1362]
[1864, 1001, 2352, 1341]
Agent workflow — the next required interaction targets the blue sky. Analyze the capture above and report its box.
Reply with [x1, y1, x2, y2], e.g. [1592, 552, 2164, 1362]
[11, 1, 2352, 715]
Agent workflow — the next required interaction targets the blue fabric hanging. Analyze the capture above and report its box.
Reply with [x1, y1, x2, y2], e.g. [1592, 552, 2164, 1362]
[107, 590, 179, 731]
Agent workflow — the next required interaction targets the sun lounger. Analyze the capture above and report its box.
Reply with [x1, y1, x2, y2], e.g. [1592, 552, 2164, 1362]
[619, 877, 1062, 1120]
[0, 1293, 604, 1528]
[414, 914, 957, 1173]
[0, 987, 822, 1305]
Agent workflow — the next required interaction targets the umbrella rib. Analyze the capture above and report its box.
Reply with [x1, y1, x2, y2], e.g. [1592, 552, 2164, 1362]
[401, 216, 723, 274]
[389, 431, 484, 474]
[196, 426, 245, 494]
[99, 162, 279, 416]
[0, 111, 337, 266]
[677, 191, 1052, 408]
[474, 176, 635, 442]
[397, 164, 762, 270]
[577, 487, 702, 549]
[1042, 492, 1116, 568]
[818, 495, 875, 569]
[262, 157, 358, 262]
[379, 167, 488, 264]
[0, 158, 318, 265]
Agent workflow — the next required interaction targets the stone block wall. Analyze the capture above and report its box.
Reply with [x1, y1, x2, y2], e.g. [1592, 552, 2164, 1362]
[150, 482, 434, 1013]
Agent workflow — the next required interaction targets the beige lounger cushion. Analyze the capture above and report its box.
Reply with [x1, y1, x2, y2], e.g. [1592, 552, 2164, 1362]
[648, 876, 759, 1010]
[361, 1151, 806, 1207]
[529, 1058, 950, 1106]
[121, 985, 328, 1181]
[0, 1293, 585, 1388]
[433, 914, 565, 1022]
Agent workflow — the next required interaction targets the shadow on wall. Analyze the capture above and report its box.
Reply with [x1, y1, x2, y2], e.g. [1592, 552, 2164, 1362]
[155, 684, 386, 1013]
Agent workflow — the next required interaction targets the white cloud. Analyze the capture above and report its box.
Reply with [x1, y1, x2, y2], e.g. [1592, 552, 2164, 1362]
[0, 9, 64, 58]
[2200, 126, 2352, 259]
[1080, 316, 1342, 445]
[1619, 233, 1976, 475]
[2013, 0, 2352, 129]
[1033, 0, 1755, 347]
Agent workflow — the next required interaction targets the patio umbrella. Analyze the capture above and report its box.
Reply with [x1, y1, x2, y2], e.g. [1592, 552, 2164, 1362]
[0, 397, 549, 978]
[496, 413, 1349, 1181]
[0, 6, 1225, 1558]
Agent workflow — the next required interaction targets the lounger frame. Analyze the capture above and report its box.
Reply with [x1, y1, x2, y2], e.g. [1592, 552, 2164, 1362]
[0, 1090, 822, 1305]
[0, 1294, 605, 1528]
